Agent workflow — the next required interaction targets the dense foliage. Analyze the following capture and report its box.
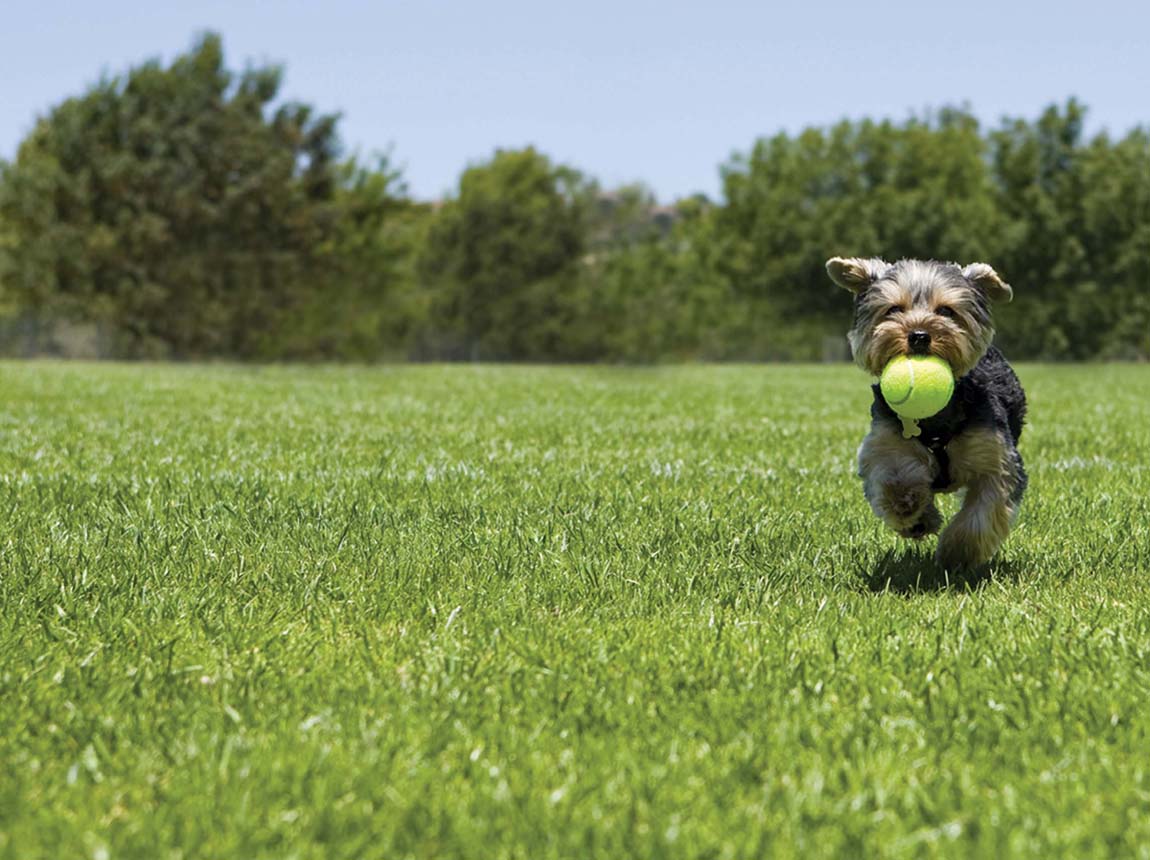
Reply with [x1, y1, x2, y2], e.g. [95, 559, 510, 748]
[0, 34, 351, 358]
[2, 35, 1148, 361]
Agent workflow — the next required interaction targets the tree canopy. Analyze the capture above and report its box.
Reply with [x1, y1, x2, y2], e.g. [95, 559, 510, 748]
[0, 33, 348, 358]
[2, 36, 1148, 362]
[417, 148, 592, 361]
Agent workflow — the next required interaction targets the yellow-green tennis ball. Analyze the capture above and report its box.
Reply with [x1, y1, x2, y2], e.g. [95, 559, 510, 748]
[880, 356, 955, 419]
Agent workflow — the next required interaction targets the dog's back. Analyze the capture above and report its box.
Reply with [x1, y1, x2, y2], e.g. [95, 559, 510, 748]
[968, 346, 1026, 445]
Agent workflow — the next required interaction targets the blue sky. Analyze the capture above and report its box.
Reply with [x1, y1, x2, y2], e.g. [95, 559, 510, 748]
[2, 0, 1148, 201]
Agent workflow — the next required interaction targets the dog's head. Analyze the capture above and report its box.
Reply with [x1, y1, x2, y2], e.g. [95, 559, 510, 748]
[826, 257, 1012, 378]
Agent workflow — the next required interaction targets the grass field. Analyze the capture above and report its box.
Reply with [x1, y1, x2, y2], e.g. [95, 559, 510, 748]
[2, 362, 1149, 859]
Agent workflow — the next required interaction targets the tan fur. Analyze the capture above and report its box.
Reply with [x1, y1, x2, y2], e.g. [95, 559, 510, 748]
[962, 263, 1013, 303]
[937, 478, 1014, 569]
[857, 421, 937, 530]
[857, 288, 986, 378]
[827, 257, 889, 293]
[947, 426, 1011, 485]
[936, 428, 1017, 569]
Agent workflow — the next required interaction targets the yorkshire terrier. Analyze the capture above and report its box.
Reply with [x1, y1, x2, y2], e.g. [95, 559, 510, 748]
[826, 257, 1028, 570]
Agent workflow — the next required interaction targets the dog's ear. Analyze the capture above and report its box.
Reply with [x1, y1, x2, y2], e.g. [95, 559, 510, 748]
[825, 257, 888, 294]
[962, 263, 1013, 303]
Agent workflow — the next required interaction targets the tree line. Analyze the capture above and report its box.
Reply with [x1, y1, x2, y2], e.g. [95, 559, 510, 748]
[1, 34, 1147, 362]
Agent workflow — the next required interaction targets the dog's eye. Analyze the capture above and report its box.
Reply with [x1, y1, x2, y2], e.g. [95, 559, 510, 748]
[884, 306, 904, 317]
[935, 306, 957, 319]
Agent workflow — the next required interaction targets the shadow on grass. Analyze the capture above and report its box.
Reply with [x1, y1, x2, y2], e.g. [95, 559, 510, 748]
[860, 546, 1024, 594]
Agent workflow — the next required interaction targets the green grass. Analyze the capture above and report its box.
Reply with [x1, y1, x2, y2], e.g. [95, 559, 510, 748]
[2, 362, 1150, 859]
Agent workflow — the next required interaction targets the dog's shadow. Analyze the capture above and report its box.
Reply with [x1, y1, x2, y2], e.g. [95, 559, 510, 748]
[861, 547, 1023, 594]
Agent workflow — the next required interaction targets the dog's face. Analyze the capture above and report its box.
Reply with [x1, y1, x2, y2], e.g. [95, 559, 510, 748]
[826, 257, 1013, 379]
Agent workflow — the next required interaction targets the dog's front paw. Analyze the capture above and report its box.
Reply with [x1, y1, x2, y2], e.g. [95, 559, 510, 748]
[875, 481, 933, 527]
[897, 503, 942, 540]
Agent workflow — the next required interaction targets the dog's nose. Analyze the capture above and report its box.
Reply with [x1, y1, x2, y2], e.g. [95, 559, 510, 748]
[908, 330, 931, 354]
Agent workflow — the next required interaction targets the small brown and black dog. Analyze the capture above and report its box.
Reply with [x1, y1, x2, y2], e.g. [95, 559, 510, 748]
[826, 257, 1027, 570]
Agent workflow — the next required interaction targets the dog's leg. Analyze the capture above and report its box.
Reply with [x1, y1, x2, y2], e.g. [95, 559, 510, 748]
[936, 427, 1024, 570]
[857, 420, 939, 536]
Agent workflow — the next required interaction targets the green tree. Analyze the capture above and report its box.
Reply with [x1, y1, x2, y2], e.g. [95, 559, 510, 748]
[1077, 128, 1150, 358]
[585, 194, 740, 361]
[417, 148, 592, 361]
[283, 155, 427, 359]
[0, 32, 345, 358]
[718, 110, 1006, 346]
[988, 100, 1092, 357]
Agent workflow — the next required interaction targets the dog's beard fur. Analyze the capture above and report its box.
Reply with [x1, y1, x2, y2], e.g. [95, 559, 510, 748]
[836, 259, 1006, 378]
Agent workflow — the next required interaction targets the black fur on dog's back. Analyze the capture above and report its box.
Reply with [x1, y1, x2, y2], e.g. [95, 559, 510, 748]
[961, 346, 1026, 445]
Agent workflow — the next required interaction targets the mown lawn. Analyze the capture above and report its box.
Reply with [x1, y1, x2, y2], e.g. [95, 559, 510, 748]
[1, 362, 1149, 859]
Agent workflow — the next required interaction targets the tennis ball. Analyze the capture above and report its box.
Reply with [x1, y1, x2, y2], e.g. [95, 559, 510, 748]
[880, 355, 955, 420]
